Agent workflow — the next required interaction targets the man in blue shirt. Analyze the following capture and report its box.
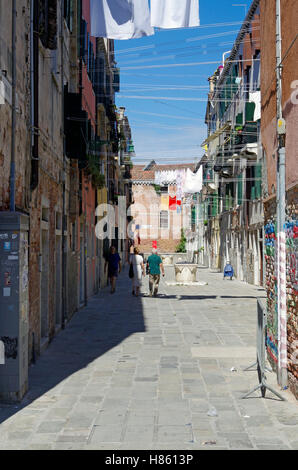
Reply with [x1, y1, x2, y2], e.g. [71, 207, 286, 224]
[147, 249, 165, 297]
[105, 246, 122, 293]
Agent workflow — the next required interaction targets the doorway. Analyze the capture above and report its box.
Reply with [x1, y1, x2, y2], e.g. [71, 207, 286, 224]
[40, 229, 49, 340]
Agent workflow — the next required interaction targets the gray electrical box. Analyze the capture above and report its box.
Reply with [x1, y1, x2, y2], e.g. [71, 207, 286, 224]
[0, 212, 29, 402]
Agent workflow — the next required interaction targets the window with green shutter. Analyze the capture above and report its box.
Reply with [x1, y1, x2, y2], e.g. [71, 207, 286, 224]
[251, 186, 256, 201]
[212, 194, 218, 217]
[237, 175, 243, 205]
[245, 102, 256, 122]
[191, 206, 196, 226]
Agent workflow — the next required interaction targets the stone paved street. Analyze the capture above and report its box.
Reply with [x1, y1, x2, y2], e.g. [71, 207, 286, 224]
[0, 266, 297, 450]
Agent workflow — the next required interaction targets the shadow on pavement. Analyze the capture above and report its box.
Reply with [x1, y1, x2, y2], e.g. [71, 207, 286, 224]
[0, 271, 145, 424]
[155, 295, 262, 300]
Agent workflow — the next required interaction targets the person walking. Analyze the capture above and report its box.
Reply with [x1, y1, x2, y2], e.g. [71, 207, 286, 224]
[105, 246, 121, 294]
[130, 247, 145, 297]
[147, 248, 165, 297]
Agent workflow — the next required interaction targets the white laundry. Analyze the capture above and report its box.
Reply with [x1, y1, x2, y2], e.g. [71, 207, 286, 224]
[151, 0, 200, 29]
[249, 91, 261, 121]
[155, 170, 177, 185]
[90, 0, 154, 40]
[184, 167, 203, 194]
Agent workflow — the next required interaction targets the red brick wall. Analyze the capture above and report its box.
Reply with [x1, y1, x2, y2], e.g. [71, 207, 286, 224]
[261, 0, 298, 194]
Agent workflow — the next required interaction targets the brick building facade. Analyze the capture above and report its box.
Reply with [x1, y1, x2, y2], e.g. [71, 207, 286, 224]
[260, 0, 298, 398]
[0, 0, 132, 400]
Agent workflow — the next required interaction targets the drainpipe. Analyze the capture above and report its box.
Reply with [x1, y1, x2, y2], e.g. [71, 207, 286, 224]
[30, 0, 34, 150]
[9, 0, 17, 211]
[222, 50, 232, 67]
[61, 0, 67, 329]
[276, 0, 287, 388]
[31, 0, 39, 191]
[84, 189, 88, 307]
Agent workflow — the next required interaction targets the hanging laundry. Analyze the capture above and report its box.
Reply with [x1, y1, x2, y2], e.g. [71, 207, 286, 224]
[160, 194, 169, 210]
[90, 0, 154, 40]
[249, 91, 261, 121]
[176, 170, 183, 200]
[155, 170, 177, 185]
[169, 195, 177, 211]
[154, 171, 161, 186]
[184, 167, 203, 194]
[151, 0, 200, 29]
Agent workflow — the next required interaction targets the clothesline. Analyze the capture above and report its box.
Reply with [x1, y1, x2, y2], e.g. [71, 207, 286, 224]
[100, 21, 255, 55]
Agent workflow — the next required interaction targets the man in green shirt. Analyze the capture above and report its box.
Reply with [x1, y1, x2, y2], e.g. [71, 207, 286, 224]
[147, 249, 165, 297]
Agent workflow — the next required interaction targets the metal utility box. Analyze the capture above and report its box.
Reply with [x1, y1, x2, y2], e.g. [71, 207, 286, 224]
[0, 212, 29, 402]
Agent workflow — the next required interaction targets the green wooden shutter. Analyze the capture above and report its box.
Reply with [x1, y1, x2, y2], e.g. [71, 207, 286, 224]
[238, 175, 243, 205]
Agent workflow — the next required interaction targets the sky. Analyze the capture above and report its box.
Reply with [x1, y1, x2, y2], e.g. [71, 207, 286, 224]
[114, 0, 250, 165]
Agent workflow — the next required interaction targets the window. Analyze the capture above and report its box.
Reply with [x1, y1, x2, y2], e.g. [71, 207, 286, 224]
[42, 207, 49, 222]
[71, 222, 76, 252]
[64, 0, 73, 31]
[56, 212, 62, 230]
[160, 211, 169, 229]
[244, 65, 252, 99]
[80, 19, 87, 63]
[39, 0, 58, 50]
[252, 51, 260, 91]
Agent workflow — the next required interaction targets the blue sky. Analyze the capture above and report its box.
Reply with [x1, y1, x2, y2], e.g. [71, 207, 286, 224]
[114, 0, 250, 165]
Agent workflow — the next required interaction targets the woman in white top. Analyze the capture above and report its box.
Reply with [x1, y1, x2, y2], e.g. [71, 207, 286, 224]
[130, 247, 145, 297]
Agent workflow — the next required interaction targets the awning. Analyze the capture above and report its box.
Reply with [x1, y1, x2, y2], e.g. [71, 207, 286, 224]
[201, 123, 231, 147]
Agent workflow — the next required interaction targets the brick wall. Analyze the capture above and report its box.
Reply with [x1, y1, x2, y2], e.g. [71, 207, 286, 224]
[264, 186, 298, 398]
[286, 189, 298, 397]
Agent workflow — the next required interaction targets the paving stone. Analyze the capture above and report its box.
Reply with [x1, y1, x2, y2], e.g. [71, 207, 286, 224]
[7, 431, 32, 441]
[66, 414, 95, 428]
[123, 425, 154, 442]
[126, 414, 155, 426]
[219, 433, 254, 449]
[244, 415, 275, 427]
[157, 412, 192, 426]
[27, 444, 54, 450]
[94, 411, 127, 425]
[156, 425, 193, 443]
[37, 421, 66, 433]
[89, 425, 123, 443]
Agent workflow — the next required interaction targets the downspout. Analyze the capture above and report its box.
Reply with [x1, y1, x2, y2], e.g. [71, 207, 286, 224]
[9, 0, 17, 211]
[30, 0, 34, 152]
[276, 0, 287, 387]
[31, 0, 39, 191]
[61, 0, 67, 329]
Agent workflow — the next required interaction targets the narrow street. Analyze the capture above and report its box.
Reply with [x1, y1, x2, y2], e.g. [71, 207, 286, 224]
[0, 266, 297, 450]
